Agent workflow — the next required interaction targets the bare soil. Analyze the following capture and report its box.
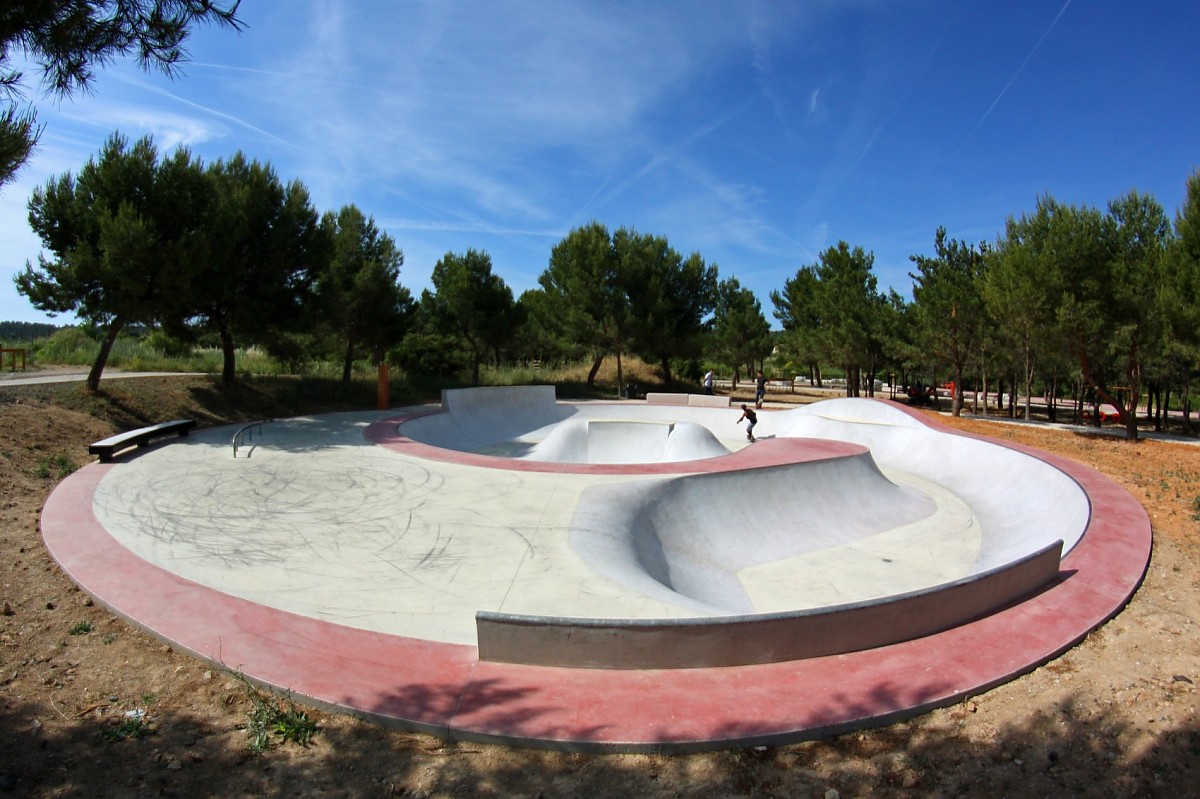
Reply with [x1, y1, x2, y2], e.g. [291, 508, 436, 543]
[2, 375, 1199, 798]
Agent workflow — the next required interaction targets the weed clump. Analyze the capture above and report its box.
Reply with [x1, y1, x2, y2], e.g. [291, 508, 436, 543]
[34, 452, 76, 479]
[239, 679, 318, 752]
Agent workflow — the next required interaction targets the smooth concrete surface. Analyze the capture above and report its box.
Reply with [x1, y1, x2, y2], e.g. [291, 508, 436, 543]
[39, 391, 1152, 750]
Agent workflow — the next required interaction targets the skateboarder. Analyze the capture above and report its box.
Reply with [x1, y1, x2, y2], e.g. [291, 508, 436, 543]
[737, 404, 758, 442]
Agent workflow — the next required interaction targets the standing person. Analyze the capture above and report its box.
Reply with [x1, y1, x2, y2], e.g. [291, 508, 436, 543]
[702, 369, 714, 395]
[755, 370, 767, 409]
[737, 404, 758, 442]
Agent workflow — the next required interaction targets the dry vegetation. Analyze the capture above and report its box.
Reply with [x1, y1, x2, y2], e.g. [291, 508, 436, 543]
[1, 373, 1198, 798]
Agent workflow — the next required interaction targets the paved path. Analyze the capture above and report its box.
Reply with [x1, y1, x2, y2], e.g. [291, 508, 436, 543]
[0, 368, 206, 386]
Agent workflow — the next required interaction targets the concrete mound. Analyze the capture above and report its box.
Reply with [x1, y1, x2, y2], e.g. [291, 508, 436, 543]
[780, 398, 1090, 567]
[570, 451, 939, 614]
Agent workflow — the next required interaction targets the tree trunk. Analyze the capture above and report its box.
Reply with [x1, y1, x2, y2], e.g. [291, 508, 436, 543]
[342, 333, 356, 384]
[586, 353, 604, 388]
[615, 349, 623, 398]
[220, 322, 237, 383]
[1022, 346, 1034, 422]
[1122, 341, 1141, 441]
[87, 320, 125, 392]
[980, 369, 988, 418]
[952, 363, 963, 417]
[658, 356, 671, 392]
[1075, 337, 1139, 440]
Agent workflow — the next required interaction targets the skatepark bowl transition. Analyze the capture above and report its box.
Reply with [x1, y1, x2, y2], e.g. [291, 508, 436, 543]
[42, 386, 1152, 751]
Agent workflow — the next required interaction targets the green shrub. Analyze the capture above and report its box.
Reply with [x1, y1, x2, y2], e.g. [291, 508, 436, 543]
[391, 331, 470, 377]
[35, 327, 98, 365]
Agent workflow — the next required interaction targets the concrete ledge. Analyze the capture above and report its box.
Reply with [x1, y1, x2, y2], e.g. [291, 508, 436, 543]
[641, 392, 731, 408]
[476, 540, 1064, 669]
[645, 392, 690, 405]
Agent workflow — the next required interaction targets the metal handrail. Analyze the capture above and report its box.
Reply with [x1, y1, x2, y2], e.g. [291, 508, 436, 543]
[232, 420, 265, 457]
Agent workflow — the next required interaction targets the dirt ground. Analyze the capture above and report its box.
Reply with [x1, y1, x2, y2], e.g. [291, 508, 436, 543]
[1, 374, 1198, 798]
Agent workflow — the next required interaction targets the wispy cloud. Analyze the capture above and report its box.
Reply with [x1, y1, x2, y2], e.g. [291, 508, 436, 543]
[967, 0, 1072, 141]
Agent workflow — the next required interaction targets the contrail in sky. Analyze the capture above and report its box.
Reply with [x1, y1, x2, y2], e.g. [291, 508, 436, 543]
[967, 0, 1072, 141]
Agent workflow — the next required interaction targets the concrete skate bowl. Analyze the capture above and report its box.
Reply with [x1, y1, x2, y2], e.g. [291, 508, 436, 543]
[41, 386, 1152, 751]
[396, 384, 736, 464]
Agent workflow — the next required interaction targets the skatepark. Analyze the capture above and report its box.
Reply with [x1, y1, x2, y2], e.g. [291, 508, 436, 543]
[41, 387, 1152, 750]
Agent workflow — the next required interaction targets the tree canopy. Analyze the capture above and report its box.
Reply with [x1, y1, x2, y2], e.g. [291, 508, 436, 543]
[533, 223, 716, 391]
[10, 125, 1200, 438]
[908, 228, 987, 416]
[712, 276, 772, 386]
[17, 133, 205, 388]
[186, 153, 328, 381]
[773, 242, 886, 396]
[16, 135, 331, 387]
[316, 204, 411, 382]
[426, 249, 517, 385]
[0, 0, 243, 188]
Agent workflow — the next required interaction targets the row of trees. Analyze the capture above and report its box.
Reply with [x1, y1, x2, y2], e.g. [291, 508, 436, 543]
[14, 130, 1200, 440]
[5, 5, 1199, 442]
[17, 134, 411, 390]
[393, 223, 770, 397]
[772, 178, 1200, 440]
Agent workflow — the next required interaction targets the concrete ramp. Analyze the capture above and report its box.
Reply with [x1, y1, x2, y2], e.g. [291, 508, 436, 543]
[402, 385, 569, 452]
[777, 399, 1091, 564]
[570, 451, 939, 614]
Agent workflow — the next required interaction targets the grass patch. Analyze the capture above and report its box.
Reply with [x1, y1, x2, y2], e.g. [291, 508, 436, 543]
[68, 620, 93, 635]
[34, 453, 76, 479]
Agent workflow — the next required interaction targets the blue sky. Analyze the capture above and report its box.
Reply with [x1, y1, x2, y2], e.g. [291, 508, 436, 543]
[2, 1, 1197, 326]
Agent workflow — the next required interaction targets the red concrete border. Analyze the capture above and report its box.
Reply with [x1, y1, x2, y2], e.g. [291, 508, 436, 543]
[41, 401, 1151, 751]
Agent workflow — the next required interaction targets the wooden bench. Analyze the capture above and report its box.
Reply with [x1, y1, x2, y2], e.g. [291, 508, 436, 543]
[89, 419, 197, 463]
